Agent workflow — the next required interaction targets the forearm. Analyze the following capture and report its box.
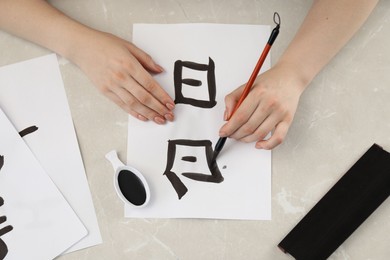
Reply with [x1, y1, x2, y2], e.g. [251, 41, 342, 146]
[0, 0, 94, 60]
[278, 0, 378, 89]
[0, 0, 175, 123]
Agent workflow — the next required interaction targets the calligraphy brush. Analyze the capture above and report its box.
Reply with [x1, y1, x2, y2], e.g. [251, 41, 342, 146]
[211, 12, 281, 162]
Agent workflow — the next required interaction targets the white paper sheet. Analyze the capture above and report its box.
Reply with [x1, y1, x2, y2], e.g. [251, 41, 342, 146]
[127, 24, 271, 220]
[0, 54, 102, 252]
[0, 108, 87, 260]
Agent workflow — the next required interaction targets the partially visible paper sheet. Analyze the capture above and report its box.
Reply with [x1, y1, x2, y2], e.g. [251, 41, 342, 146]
[0, 108, 87, 260]
[127, 24, 271, 220]
[0, 54, 102, 252]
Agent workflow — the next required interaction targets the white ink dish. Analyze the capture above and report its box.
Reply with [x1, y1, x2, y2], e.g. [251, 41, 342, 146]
[105, 150, 150, 208]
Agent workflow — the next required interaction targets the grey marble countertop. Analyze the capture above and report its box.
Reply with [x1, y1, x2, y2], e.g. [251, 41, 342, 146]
[1, 1, 389, 259]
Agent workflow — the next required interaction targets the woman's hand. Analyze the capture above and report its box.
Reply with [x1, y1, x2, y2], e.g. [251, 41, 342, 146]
[219, 63, 306, 149]
[72, 31, 175, 124]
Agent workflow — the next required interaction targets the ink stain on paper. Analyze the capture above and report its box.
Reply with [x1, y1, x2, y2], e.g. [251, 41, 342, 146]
[0, 159, 13, 260]
[222, 165, 227, 169]
[0, 201, 13, 260]
[118, 170, 147, 206]
[182, 79, 202, 86]
[18, 125, 38, 137]
[181, 156, 197, 162]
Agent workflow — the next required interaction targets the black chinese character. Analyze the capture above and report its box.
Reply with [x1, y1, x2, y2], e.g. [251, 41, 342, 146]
[163, 139, 223, 199]
[173, 58, 217, 108]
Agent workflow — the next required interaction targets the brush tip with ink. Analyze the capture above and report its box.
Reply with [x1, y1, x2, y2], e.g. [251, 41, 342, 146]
[212, 136, 227, 162]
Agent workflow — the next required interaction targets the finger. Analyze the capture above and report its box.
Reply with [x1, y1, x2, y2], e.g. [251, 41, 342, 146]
[126, 43, 164, 73]
[120, 74, 174, 122]
[105, 90, 148, 121]
[111, 85, 167, 124]
[229, 100, 276, 140]
[127, 58, 175, 112]
[255, 121, 289, 150]
[219, 94, 260, 137]
[114, 86, 165, 124]
[239, 112, 281, 143]
[224, 85, 245, 120]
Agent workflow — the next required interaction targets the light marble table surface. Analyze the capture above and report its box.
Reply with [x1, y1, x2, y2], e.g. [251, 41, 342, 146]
[1, 1, 389, 259]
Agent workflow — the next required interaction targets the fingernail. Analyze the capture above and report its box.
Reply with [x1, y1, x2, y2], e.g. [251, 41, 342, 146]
[255, 142, 263, 149]
[164, 113, 174, 122]
[223, 110, 228, 121]
[154, 116, 166, 125]
[156, 64, 164, 73]
[166, 103, 175, 110]
[137, 115, 148, 121]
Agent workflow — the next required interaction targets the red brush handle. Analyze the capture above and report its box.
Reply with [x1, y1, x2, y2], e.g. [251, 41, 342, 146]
[228, 43, 271, 120]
